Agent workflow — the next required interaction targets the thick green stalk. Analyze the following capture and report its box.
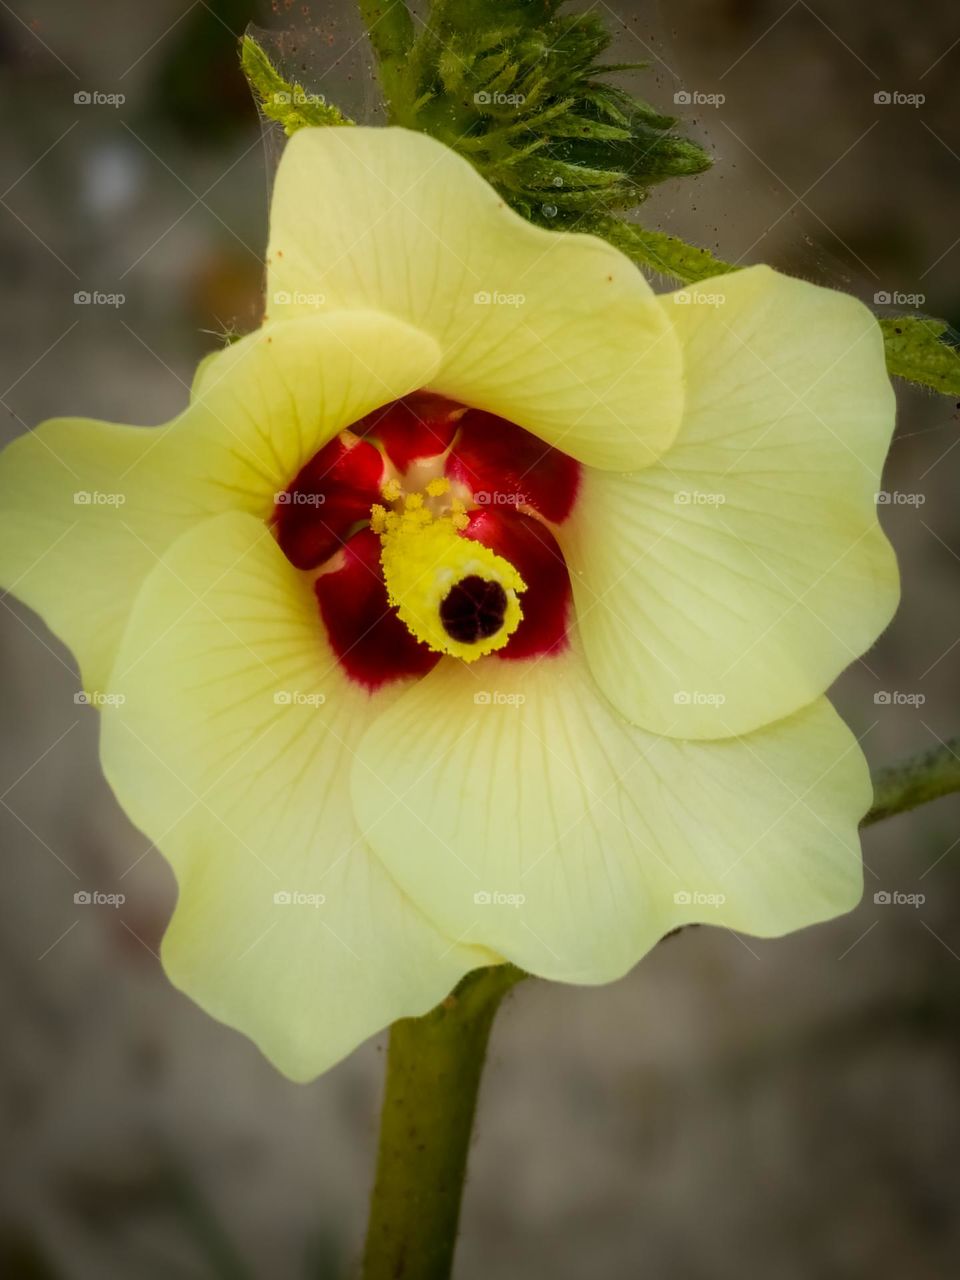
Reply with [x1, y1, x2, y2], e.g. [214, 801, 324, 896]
[361, 964, 525, 1280]
[863, 737, 960, 826]
[356, 0, 415, 117]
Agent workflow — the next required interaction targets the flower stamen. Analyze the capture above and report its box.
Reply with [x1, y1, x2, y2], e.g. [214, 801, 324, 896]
[377, 491, 525, 662]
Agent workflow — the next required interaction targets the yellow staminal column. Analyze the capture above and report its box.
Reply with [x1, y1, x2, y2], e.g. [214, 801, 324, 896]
[374, 490, 526, 662]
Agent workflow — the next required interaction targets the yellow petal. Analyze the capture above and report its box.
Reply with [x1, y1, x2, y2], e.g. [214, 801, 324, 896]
[0, 312, 441, 694]
[267, 126, 682, 470]
[560, 266, 899, 739]
[100, 511, 493, 1081]
[0, 416, 178, 693]
[182, 312, 441, 508]
[352, 643, 868, 982]
[189, 344, 228, 401]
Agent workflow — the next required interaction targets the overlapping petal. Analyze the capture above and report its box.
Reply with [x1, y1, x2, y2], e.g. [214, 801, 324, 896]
[100, 511, 493, 1081]
[560, 266, 899, 739]
[181, 312, 441, 508]
[0, 417, 179, 694]
[352, 642, 868, 983]
[266, 126, 683, 470]
[0, 312, 440, 691]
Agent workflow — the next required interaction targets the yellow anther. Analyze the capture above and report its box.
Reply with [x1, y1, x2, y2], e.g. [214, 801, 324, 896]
[381, 477, 402, 502]
[450, 498, 469, 531]
[378, 503, 525, 662]
[426, 476, 450, 497]
[370, 503, 388, 535]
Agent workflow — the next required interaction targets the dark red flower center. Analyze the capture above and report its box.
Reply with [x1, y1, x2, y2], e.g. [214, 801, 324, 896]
[271, 393, 580, 690]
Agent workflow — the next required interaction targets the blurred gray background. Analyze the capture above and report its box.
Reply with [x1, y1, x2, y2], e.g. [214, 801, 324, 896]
[1, 1, 958, 1277]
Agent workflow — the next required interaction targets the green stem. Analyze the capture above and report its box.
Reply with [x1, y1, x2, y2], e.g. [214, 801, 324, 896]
[356, 0, 415, 117]
[863, 737, 960, 826]
[361, 964, 525, 1280]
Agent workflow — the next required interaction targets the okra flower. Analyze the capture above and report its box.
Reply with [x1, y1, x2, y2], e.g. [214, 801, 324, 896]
[0, 128, 897, 1080]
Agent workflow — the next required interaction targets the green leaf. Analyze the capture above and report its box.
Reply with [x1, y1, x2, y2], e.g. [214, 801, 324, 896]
[878, 316, 960, 398]
[240, 34, 353, 133]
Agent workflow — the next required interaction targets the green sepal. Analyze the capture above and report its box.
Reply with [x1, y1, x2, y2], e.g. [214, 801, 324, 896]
[385, 4, 711, 221]
[595, 220, 738, 284]
[240, 34, 353, 133]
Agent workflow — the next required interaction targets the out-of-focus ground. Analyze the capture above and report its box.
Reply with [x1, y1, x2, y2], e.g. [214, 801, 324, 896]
[0, 2, 958, 1277]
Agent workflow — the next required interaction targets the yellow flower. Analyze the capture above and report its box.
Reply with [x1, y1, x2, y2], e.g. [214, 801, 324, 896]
[0, 128, 898, 1080]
